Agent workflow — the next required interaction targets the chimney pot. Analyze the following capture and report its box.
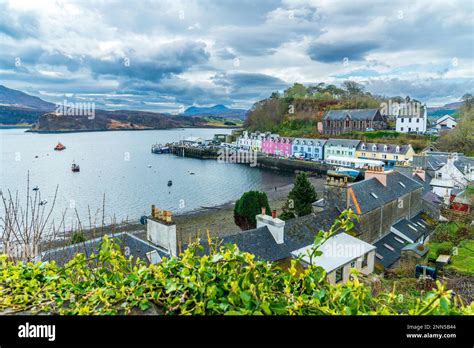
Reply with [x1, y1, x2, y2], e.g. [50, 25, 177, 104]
[261, 207, 266, 216]
[272, 210, 277, 218]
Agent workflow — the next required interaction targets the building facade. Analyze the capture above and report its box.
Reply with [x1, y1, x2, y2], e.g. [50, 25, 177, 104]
[261, 136, 292, 157]
[355, 142, 415, 165]
[292, 138, 327, 160]
[322, 109, 387, 135]
[435, 115, 457, 130]
[395, 104, 427, 133]
[324, 139, 360, 159]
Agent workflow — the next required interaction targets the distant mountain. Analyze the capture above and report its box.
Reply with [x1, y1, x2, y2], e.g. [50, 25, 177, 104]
[427, 101, 462, 118]
[0, 85, 55, 111]
[182, 104, 247, 119]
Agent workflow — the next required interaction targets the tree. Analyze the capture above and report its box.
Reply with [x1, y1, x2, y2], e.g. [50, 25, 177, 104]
[284, 83, 308, 98]
[288, 172, 317, 217]
[234, 191, 271, 230]
[342, 80, 365, 96]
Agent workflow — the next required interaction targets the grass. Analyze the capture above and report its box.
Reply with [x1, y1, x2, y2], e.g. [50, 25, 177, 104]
[427, 241, 454, 261]
[447, 240, 474, 276]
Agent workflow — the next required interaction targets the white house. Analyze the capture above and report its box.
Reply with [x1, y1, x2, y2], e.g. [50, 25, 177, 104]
[236, 131, 252, 150]
[435, 115, 457, 130]
[395, 103, 427, 134]
[291, 233, 376, 284]
[430, 154, 471, 198]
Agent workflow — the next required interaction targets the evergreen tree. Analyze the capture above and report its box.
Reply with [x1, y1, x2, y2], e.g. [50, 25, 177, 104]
[288, 172, 317, 217]
[234, 191, 271, 230]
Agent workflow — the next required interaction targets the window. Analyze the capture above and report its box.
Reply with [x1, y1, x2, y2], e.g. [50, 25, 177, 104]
[416, 118, 419, 123]
[401, 118, 404, 123]
[382, 154, 387, 159]
[335, 267, 343, 283]
[396, 146, 400, 153]
[362, 152, 366, 157]
[394, 155, 399, 160]
[408, 118, 412, 123]
[350, 260, 356, 268]
[436, 173, 442, 179]
[362, 253, 368, 268]
[401, 127, 404, 131]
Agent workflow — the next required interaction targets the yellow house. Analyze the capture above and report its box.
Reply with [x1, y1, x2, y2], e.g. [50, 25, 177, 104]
[355, 142, 415, 164]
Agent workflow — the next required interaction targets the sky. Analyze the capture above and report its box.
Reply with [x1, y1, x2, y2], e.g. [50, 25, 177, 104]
[1, 0, 473, 113]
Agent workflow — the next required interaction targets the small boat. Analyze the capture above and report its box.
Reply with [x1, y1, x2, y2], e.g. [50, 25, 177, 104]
[54, 142, 66, 151]
[147, 164, 152, 168]
[167, 180, 173, 187]
[71, 162, 80, 172]
[188, 171, 195, 175]
[32, 186, 39, 191]
[327, 167, 359, 182]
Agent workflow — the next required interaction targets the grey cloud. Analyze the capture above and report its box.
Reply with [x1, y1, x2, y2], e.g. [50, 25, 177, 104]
[308, 41, 380, 63]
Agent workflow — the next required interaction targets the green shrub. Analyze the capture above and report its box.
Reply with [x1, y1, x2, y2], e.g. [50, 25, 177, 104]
[234, 191, 271, 230]
[0, 211, 471, 315]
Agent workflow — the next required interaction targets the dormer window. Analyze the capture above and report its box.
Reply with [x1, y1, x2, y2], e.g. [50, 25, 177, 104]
[372, 144, 377, 151]
[361, 144, 366, 150]
[396, 146, 400, 153]
[383, 145, 388, 152]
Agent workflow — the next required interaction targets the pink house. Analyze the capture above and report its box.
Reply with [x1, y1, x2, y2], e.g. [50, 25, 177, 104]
[261, 136, 292, 157]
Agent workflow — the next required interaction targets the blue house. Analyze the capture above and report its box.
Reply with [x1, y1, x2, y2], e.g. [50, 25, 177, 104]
[292, 138, 327, 160]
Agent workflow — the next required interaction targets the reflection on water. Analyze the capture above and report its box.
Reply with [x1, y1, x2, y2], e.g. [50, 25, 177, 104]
[0, 128, 293, 228]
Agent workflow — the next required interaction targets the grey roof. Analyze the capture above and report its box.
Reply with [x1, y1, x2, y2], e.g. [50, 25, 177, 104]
[41, 232, 170, 266]
[422, 191, 443, 206]
[293, 138, 327, 147]
[348, 171, 423, 214]
[326, 138, 361, 148]
[392, 213, 435, 242]
[357, 142, 411, 155]
[420, 154, 474, 174]
[374, 232, 408, 268]
[188, 207, 342, 262]
[283, 207, 342, 251]
[323, 109, 380, 121]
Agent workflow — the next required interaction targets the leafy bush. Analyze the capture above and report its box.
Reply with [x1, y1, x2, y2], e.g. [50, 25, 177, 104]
[68, 231, 86, 245]
[0, 211, 471, 316]
[234, 191, 271, 230]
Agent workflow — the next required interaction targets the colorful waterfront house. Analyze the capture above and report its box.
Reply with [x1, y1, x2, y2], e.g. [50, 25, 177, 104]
[292, 138, 327, 160]
[356, 142, 415, 167]
[324, 139, 360, 159]
[261, 134, 279, 155]
[249, 132, 265, 152]
[236, 131, 252, 150]
[274, 137, 293, 157]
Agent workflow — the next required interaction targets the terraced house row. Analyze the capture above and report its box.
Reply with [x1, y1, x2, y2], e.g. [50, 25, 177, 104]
[236, 131, 415, 165]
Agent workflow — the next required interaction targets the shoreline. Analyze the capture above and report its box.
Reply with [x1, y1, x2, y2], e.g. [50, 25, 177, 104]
[25, 125, 242, 134]
[44, 176, 326, 251]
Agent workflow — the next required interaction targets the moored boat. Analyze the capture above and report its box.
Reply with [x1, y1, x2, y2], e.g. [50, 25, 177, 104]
[71, 162, 80, 172]
[54, 142, 66, 151]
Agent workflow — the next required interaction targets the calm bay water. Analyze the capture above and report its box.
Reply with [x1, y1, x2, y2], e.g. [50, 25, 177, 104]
[0, 128, 292, 229]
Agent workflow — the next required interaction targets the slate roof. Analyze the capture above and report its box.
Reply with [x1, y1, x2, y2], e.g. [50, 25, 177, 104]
[323, 109, 380, 121]
[204, 226, 291, 262]
[326, 138, 361, 148]
[348, 171, 423, 214]
[422, 191, 443, 207]
[188, 207, 343, 262]
[421, 154, 474, 174]
[41, 232, 170, 267]
[357, 142, 411, 155]
[392, 213, 435, 242]
[373, 232, 408, 268]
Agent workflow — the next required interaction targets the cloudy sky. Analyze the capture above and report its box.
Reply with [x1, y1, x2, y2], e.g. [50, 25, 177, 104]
[1, 0, 473, 112]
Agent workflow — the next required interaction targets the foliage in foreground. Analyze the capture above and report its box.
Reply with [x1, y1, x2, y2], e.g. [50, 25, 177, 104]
[1, 214, 472, 316]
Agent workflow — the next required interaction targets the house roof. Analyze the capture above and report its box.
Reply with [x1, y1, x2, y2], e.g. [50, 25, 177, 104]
[357, 142, 411, 155]
[422, 154, 474, 174]
[453, 191, 471, 205]
[40, 232, 170, 267]
[326, 138, 361, 148]
[395, 104, 427, 118]
[422, 191, 443, 207]
[293, 138, 327, 147]
[323, 109, 380, 121]
[348, 171, 423, 214]
[188, 207, 343, 262]
[373, 232, 409, 268]
[436, 115, 456, 124]
[291, 232, 376, 273]
[392, 213, 435, 242]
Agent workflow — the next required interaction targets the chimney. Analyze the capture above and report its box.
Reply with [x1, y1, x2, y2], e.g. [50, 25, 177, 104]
[261, 207, 267, 216]
[364, 166, 390, 186]
[256, 211, 285, 244]
[147, 205, 178, 256]
[413, 167, 426, 182]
